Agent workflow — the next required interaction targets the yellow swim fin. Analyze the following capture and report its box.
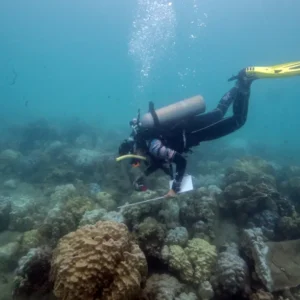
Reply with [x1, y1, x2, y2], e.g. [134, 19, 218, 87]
[245, 61, 300, 79]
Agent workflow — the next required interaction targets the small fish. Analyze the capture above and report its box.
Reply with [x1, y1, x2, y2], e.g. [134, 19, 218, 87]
[25, 100, 29, 107]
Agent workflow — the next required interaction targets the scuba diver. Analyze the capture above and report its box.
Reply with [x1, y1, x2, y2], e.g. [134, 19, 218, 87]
[117, 61, 300, 197]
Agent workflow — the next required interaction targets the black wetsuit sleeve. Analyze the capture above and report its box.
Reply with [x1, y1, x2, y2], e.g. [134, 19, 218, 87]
[144, 163, 160, 177]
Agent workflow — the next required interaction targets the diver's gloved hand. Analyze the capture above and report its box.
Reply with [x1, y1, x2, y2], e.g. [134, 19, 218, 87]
[171, 180, 181, 194]
[133, 175, 147, 192]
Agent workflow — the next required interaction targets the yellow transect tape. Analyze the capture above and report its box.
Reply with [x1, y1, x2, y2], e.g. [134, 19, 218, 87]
[116, 154, 147, 162]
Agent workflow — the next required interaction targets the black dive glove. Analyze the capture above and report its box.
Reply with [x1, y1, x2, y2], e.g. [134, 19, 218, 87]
[171, 180, 181, 193]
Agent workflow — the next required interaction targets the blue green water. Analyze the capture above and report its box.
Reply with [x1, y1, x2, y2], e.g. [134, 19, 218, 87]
[1, 0, 299, 149]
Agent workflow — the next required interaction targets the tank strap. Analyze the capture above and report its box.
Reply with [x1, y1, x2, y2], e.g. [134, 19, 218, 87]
[149, 101, 160, 127]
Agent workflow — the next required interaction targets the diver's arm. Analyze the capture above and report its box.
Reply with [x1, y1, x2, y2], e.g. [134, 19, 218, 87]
[149, 139, 187, 193]
[144, 162, 160, 177]
[171, 152, 187, 193]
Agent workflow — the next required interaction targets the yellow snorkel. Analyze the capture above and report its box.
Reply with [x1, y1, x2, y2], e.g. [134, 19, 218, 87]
[115, 154, 147, 162]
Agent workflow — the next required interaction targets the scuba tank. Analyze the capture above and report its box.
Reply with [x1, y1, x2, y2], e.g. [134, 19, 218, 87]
[140, 95, 206, 130]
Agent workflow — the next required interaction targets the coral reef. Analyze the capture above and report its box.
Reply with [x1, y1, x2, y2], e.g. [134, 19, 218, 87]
[95, 191, 117, 211]
[50, 221, 148, 300]
[198, 281, 214, 300]
[134, 217, 167, 259]
[74, 149, 102, 169]
[13, 247, 52, 298]
[79, 209, 125, 226]
[0, 196, 11, 231]
[0, 231, 22, 272]
[179, 188, 217, 241]
[248, 210, 279, 240]
[277, 214, 300, 240]
[19, 229, 44, 256]
[242, 228, 300, 292]
[212, 243, 250, 298]
[140, 273, 184, 300]
[165, 226, 189, 247]
[2, 117, 300, 300]
[50, 184, 76, 203]
[122, 191, 162, 229]
[162, 238, 217, 284]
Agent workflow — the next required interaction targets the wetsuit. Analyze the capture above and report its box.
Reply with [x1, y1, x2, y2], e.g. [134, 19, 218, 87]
[134, 73, 252, 193]
[141, 139, 187, 192]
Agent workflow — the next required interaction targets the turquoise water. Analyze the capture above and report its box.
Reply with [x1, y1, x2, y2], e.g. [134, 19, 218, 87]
[1, 0, 299, 148]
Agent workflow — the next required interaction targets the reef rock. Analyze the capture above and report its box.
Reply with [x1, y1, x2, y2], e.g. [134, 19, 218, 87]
[242, 228, 300, 292]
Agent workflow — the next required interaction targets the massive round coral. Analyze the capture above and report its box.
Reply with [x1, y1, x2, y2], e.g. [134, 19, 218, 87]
[50, 221, 148, 300]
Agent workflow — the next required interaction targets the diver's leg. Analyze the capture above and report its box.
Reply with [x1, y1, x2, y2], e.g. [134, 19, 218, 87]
[186, 78, 251, 148]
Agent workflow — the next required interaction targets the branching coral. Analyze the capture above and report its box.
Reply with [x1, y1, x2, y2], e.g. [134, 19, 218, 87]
[50, 221, 148, 300]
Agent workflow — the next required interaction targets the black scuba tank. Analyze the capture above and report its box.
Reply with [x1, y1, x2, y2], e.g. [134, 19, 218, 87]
[140, 95, 206, 130]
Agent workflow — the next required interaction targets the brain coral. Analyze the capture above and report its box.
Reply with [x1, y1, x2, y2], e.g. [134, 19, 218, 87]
[50, 221, 148, 300]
